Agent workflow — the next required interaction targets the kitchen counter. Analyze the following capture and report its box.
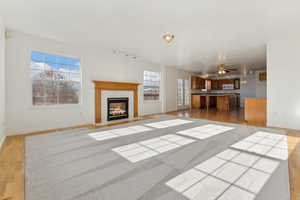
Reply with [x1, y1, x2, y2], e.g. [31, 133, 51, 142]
[191, 93, 240, 111]
[191, 93, 239, 96]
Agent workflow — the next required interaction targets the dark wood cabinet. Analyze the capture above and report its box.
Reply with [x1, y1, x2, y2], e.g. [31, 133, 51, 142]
[234, 79, 240, 89]
[192, 94, 239, 111]
[191, 76, 205, 89]
[191, 76, 198, 89]
[211, 80, 218, 90]
[259, 72, 267, 81]
[209, 79, 240, 90]
[191, 95, 206, 109]
[217, 80, 223, 90]
[199, 78, 205, 89]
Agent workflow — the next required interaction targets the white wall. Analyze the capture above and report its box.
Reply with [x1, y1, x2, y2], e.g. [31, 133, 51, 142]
[240, 74, 256, 107]
[239, 71, 266, 107]
[267, 39, 300, 130]
[164, 67, 191, 112]
[255, 70, 267, 98]
[0, 19, 6, 147]
[5, 30, 183, 135]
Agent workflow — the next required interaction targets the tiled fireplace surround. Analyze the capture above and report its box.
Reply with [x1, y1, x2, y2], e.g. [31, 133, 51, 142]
[93, 81, 139, 125]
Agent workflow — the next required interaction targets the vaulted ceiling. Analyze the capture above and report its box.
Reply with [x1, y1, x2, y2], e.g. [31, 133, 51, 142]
[0, 0, 299, 72]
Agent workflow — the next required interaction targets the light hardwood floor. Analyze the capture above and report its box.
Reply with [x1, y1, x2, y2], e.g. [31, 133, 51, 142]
[0, 109, 299, 200]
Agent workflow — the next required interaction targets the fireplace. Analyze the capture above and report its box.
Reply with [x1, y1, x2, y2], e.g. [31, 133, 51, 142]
[107, 98, 129, 121]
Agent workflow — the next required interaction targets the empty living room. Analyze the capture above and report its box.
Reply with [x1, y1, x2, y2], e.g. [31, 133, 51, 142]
[1, 1, 300, 200]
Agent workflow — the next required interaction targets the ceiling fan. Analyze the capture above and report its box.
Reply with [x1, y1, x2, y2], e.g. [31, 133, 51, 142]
[200, 64, 240, 79]
[217, 64, 238, 75]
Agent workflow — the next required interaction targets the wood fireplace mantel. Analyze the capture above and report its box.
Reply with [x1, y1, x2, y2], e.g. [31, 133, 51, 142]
[93, 81, 140, 123]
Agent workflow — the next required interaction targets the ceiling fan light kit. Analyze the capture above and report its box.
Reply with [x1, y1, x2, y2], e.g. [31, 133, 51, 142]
[163, 34, 175, 43]
[218, 64, 227, 75]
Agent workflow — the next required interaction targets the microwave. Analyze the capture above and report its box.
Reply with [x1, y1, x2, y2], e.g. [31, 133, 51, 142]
[223, 84, 234, 90]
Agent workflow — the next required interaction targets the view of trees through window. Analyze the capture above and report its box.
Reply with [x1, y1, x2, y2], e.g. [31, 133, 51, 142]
[31, 51, 81, 105]
[143, 71, 161, 101]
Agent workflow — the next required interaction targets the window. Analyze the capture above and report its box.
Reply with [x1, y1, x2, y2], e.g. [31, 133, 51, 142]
[143, 71, 161, 101]
[177, 79, 190, 106]
[184, 79, 190, 105]
[31, 51, 81, 106]
[177, 79, 184, 106]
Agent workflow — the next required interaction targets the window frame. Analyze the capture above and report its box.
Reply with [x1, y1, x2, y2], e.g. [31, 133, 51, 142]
[184, 79, 190, 106]
[177, 78, 190, 107]
[143, 70, 161, 102]
[29, 49, 83, 108]
[177, 79, 184, 106]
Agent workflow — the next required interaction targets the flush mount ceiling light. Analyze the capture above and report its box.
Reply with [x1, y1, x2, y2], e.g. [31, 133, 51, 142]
[163, 34, 175, 43]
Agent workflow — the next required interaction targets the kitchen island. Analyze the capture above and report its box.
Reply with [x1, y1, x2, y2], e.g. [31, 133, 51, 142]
[191, 93, 240, 111]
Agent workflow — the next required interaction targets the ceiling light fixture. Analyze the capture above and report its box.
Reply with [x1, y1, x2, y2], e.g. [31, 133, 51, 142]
[218, 65, 226, 75]
[163, 34, 175, 43]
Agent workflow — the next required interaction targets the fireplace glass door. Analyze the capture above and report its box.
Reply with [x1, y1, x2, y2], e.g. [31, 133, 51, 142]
[107, 98, 129, 121]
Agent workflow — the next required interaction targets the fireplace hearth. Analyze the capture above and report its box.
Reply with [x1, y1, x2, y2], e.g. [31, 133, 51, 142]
[107, 98, 129, 121]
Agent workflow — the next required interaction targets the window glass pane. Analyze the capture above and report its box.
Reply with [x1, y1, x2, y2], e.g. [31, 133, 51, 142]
[45, 54, 57, 63]
[178, 79, 183, 106]
[31, 61, 45, 70]
[32, 79, 45, 105]
[67, 57, 80, 65]
[71, 65, 80, 73]
[184, 80, 190, 105]
[44, 80, 58, 105]
[43, 66, 55, 80]
[143, 71, 160, 101]
[31, 69, 43, 79]
[58, 81, 79, 104]
[56, 56, 69, 65]
[177, 79, 190, 106]
[31, 51, 45, 62]
[31, 51, 81, 106]
[70, 72, 80, 82]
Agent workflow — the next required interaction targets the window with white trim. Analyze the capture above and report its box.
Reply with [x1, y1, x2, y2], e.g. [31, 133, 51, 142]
[31, 51, 81, 106]
[177, 79, 190, 106]
[143, 71, 161, 101]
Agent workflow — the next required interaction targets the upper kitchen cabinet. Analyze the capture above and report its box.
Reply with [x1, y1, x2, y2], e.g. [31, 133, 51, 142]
[191, 76, 199, 89]
[234, 79, 240, 89]
[212, 80, 218, 90]
[211, 78, 240, 90]
[259, 72, 267, 81]
[191, 76, 205, 89]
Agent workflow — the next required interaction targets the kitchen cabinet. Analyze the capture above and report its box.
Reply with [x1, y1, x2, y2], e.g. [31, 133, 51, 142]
[191, 95, 206, 109]
[234, 79, 240, 89]
[191, 76, 205, 89]
[211, 80, 218, 90]
[217, 96, 230, 111]
[191, 95, 201, 109]
[210, 79, 240, 90]
[192, 94, 239, 111]
[217, 80, 223, 90]
[259, 72, 267, 81]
